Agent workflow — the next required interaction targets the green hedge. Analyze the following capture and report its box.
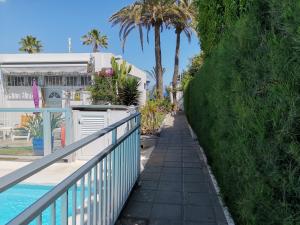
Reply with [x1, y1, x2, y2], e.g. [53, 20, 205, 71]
[185, 0, 300, 224]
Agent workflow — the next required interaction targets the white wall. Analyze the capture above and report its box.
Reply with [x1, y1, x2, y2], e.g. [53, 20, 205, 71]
[170, 87, 184, 110]
[1, 95, 35, 127]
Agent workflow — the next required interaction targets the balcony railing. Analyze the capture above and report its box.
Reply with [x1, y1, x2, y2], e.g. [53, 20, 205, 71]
[0, 112, 141, 225]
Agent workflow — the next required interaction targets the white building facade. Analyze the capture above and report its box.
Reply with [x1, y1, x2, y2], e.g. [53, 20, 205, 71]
[0, 53, 147, 109]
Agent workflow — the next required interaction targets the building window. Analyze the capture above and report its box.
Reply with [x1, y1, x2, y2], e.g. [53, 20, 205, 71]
[7, 76, 39, 86]
[81, 76, 92, 86]
[7, 76, 24, 86]
[45, 76, 63, 86]
[65, 76, 78, 86]
[27, 76, 39, 86]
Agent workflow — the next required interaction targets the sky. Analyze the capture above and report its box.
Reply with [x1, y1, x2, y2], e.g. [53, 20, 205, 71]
[0, 0, 200, 86]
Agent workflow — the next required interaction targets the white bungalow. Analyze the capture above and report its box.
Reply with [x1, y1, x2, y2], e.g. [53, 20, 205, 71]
[0, 53, 147, 109]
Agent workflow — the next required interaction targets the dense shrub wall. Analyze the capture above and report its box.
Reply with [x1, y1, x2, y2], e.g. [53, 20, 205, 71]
[185, 0, 300, 224]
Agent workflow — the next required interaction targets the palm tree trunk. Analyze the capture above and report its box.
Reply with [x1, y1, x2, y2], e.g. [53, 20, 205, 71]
[154, 23, 163, 99]
[93, 44, 98, 53]
[172, 30, 181, 110]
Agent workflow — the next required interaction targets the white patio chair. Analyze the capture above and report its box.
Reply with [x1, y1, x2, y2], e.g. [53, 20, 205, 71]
[11, 128, 30, 142]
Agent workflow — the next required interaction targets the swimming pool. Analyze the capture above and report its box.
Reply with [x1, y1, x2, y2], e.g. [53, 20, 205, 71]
[0, 184, 87, 225]
[0, 184, 53, 225]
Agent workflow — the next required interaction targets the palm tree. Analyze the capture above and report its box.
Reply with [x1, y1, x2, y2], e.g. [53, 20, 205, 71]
[146, 66, 166, 83]
[169, 0, 196, 109]
[19, 35, 42, 53]
[81, 29, 108, 52]
[110, 0, 177, 99]
[146, 66, 166, 98]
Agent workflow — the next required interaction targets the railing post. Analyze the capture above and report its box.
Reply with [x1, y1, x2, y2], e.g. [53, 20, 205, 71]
[112, 129, 117, 145]
[61, 192, 68, 225]
[137, 114, 141, 174]
[65, 108, 73, 146]
[42, 109, 52, 156]
[65, 108, 74, 162]
[112, 128, 117, 222]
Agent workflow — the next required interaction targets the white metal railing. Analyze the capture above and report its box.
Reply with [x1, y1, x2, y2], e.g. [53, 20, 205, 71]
[0, 112, 141, 225]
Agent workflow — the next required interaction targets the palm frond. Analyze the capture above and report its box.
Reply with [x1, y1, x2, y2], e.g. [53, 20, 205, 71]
[81, 29, 108, 52]
[109, 0, 179, 51]
[19, 35, 43, 54]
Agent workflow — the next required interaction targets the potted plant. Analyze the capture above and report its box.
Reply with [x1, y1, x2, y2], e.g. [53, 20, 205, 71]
[24, 113, 62, 156]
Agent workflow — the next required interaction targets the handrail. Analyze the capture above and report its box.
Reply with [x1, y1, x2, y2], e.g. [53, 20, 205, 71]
[0, 108, 70, 113]
[6, 124, 140, 225]
[0, 112, 140, 193]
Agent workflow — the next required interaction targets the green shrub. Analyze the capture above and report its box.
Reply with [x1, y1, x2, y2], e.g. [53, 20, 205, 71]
[185, 0, 300, 224]
[24, 113, 62, 138]
[119, 77, 140, 106]
[88, 75, 118, 104]
[88, 57, 141, 106]
[141, 99, 172, 135]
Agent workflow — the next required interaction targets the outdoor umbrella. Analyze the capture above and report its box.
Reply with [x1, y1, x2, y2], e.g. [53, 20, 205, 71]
[32, 79, 39, 108]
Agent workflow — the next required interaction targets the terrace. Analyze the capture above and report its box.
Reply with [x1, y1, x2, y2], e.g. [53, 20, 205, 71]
[0, 110, 229, 225]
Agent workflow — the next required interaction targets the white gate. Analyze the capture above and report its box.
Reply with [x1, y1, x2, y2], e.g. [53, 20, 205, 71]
[76, 111, 108, 160]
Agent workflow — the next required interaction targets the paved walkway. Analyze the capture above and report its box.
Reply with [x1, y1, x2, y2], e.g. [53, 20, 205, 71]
[117, 113, 228, 225]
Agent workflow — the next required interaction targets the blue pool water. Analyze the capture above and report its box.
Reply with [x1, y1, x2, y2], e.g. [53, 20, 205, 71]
[0, 184, 87, 225]
[0, 184, 53, 225]
[0, 184, 81, 225]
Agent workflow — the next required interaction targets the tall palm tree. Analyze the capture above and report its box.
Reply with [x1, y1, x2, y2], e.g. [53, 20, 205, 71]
[110, 0, 177, 99]
[81, 29, 108, 52]
[19, 35, 42, 53]
[146, 66, 166, 97]
[169, 0, 196, 109]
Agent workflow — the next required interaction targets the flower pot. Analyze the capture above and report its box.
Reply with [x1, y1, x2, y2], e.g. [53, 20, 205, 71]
[32, 137, 54, 156]
[32, 137, 44, 156]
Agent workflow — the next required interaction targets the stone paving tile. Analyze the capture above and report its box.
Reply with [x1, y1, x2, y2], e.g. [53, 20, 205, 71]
[160, 173, 183, 182]
[184, 205, 215, 222]
[149, 219, 182, 225]
[184, 174, 208, 183]
[162, 167, 182, 174]
[143, 166, 163, 173]
[158, 181, 182, 192]
[140, 172, 161, 181]
[184, 192, 212, 206]
[146, 161, 164, 167]
[183, 162, 203, 168]
[150, 204, 182, 220]
[123, 201, 152, 218]
[182, 154, 198, 158]
[183, 168, 204, 175]
[183, 157, 201, 163]
[183, 181, 211, 193]
[117, 113, 228, 225]
[164, 161, 182, 168]
[140, 180, 159, 190]
[184, 221, 216, 225]
[165, 156, 182, 162]
[154, 191, 183, 204]
[131, 189, 157, 202]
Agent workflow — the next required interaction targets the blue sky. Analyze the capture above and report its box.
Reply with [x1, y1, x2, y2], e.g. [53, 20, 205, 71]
[0, 0, 200, 86]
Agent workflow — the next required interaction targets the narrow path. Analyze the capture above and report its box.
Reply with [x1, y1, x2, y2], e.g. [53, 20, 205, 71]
[117, 113, 228, 225]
